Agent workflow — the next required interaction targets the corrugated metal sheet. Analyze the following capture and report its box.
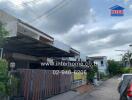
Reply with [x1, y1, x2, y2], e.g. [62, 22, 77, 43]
[53, 40, 71, 53]
[18, 69, 72, 100]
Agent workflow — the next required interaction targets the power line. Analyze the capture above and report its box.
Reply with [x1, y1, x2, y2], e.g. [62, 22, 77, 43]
[45, 0, 73, 18]
[1, 0, 75, 24]
[31, 0, 73, 23]
[31, 0, 68, 22]
[5, 0, 69, 22]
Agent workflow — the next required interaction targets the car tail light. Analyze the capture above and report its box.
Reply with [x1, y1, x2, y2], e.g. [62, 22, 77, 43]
[127, 83, 132, 97]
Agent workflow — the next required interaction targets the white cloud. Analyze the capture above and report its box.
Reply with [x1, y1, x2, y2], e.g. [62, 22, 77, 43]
[55, 17, 132, 60]
[113, 19, 132, 29]
[89, 44, 130, 61]
[89, 8, 96, 23]
[88, 36, 112, 45]
[0, 0, 132, 60]
[129, 4, 132, 10]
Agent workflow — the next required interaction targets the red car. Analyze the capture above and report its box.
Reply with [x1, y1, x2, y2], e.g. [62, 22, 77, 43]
[118, 74, 132, 100]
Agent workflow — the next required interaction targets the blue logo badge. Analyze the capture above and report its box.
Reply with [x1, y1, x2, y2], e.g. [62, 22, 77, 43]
[110, 5, 125, 16]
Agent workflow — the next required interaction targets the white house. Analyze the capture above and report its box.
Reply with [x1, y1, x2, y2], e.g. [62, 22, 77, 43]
[89, 56, 108, 75]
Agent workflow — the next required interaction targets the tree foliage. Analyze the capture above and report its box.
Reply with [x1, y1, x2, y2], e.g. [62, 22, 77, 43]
[120, 67, 132, 74]
[0, 59, 20, 98]
[0, 22, 19, 98]
[87, 65, 98, 82]
[108, 60, 121, 75]
[122, 51, 132, 67]
[0, 22, 9, 47]
[0, 59, 9, 96]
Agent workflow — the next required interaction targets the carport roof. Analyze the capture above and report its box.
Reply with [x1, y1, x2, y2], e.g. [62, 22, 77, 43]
[0, 10, 80, 57]
[1, 10, 80, 57]
[4, 36, 79, 57]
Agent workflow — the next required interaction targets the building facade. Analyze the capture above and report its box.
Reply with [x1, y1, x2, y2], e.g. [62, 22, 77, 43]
[89, 56, 108, 75]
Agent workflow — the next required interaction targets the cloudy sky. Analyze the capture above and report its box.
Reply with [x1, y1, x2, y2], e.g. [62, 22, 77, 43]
[0, 0, 132, 60]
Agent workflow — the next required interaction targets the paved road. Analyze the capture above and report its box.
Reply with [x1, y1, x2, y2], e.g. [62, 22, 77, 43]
[47, 77, 120, 100]
[75, 77, 120, 100]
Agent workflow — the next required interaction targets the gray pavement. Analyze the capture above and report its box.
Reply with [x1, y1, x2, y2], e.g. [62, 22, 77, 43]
[47, 77, 120, 100]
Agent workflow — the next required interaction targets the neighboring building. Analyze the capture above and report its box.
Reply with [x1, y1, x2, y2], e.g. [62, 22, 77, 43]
[88, 56, 108, 75]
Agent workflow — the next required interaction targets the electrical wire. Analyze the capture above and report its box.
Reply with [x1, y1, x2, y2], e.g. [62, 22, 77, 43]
[44, 0, 73, 18]
[1, 0, 75, 24]
[31, 0, 73, 23]
[31, 0, 68, 22]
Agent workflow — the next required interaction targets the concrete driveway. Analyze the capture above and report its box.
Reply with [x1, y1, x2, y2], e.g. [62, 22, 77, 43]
[47, 77, 120, 100]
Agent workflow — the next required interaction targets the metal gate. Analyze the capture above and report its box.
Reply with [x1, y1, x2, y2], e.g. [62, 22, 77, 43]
[18, 69, 72, 100]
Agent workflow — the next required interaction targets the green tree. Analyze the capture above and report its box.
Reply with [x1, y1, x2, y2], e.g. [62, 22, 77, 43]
[0, 22, 19, 99]
[108, 60, 121, 75]
[0, 22, 8, 47]
[87, 65, 98, 82]
[122, 51, 132, 67]
[0, 22, 9, 99]
[0, 59, 9, 95]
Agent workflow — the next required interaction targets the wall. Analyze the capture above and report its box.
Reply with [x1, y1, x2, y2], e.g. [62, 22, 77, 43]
[94, 57, 108, 74]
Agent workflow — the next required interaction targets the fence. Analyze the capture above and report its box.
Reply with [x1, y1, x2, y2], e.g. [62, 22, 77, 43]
[71, 72, 87, 89]
[18, 69, 72, 100]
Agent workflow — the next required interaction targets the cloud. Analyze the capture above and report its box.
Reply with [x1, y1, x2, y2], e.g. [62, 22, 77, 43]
[113, 19, 132, 29]
[56, 18, 132, 55]
[0, 0, 132, 60]
[0, 0, 90, 34]
[37, 0, 90, 34]
[129, 4, 132, 9]
[89, 8, 96, 23]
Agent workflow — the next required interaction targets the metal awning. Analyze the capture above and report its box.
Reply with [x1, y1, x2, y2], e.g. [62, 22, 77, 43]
[4, 35, 79, 57]
[1, 16, 80, 57]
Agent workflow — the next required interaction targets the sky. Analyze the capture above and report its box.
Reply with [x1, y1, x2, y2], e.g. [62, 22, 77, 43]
[0, 0, 132, 60]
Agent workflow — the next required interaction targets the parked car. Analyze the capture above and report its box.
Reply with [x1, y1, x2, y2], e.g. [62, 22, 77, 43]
[118, 74, 132, 100]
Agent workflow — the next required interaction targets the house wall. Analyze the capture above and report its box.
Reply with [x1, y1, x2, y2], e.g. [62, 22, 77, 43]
[94, 57, 108, 74]
[6, 53, 39, 69]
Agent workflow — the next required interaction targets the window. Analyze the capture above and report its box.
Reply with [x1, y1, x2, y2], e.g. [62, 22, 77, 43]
[101, 60, 104, 66]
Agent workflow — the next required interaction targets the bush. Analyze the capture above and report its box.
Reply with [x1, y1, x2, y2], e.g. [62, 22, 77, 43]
[87, 65, 98, 83]
[0, 59, 9, 95]
[120, 67, 132, 74]
[108, 60, 121, 75]
[0, 59, 20, 98]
